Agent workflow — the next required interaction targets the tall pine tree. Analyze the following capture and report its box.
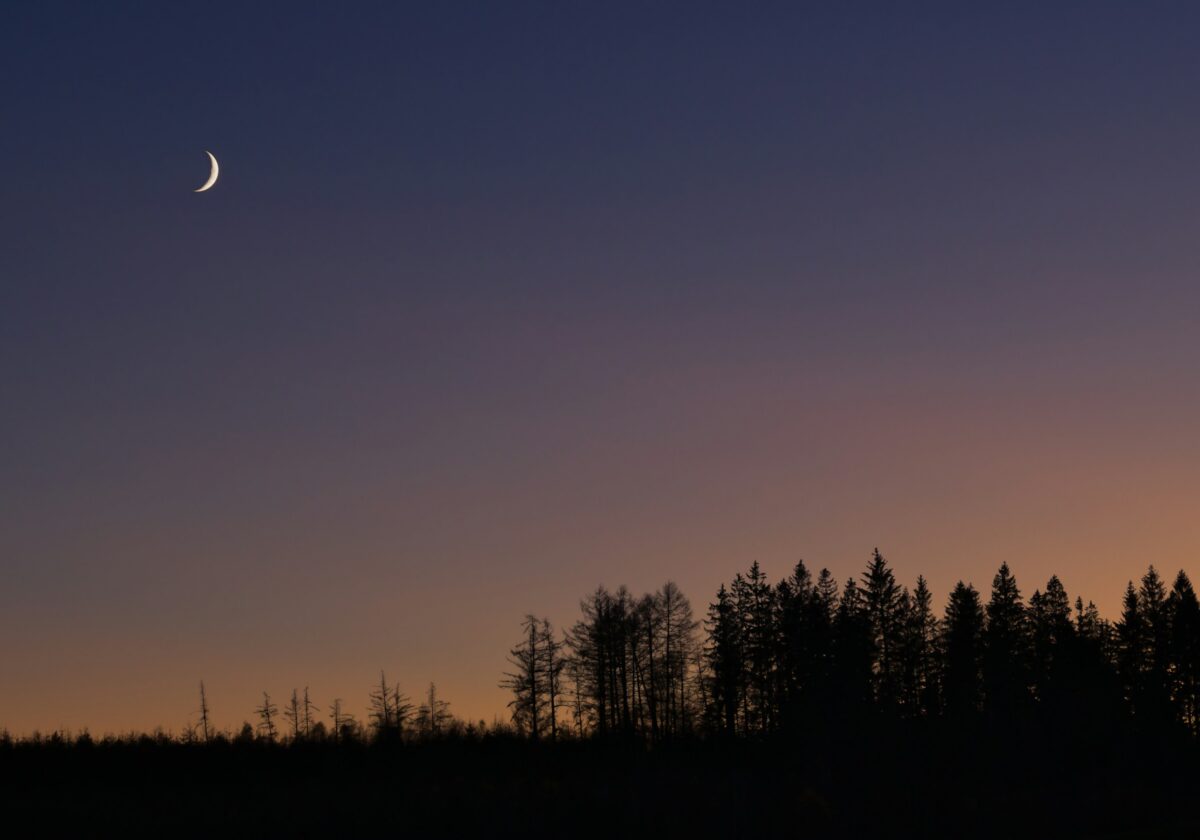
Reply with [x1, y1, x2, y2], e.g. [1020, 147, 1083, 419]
[942, 582, 984, 717]
[861, 549, 903, 708]
[983, 562, 1028, 721]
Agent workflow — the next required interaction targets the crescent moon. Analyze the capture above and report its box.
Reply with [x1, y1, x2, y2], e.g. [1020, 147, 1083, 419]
[195, 151, 219, 193]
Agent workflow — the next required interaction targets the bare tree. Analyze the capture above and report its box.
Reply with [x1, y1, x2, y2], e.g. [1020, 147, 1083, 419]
[659, 581, 698, 738]
[540, 619, 567, 741]
[302, 687, 317, 738]
[368, 671, 394, 734]
[568, 655, 587, 737]
[632, 594, 661, 739]
[198, 681, 212, 744]
[255, 692, 278, 741]
[283, 689, 302, 741]
[567, 587, 637, 737]
[561, 584, 696, 740]
[501, 614, 544, 739]
[369, 671, 412, 741]
[393, 684, 413, 735]
[415, 682, 452, 738]
[329, 698, 356, 744]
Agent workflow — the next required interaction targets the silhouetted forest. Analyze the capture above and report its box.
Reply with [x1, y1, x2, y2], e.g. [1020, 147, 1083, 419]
[6, 552, 1200, 837]
[504, 553, 1199, 742]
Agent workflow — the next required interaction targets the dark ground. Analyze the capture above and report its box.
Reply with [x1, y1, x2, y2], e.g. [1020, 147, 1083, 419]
[3, 723, 1198, 838]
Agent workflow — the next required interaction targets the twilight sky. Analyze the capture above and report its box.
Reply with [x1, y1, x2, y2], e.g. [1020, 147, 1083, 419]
[6, 1, 1200, 735]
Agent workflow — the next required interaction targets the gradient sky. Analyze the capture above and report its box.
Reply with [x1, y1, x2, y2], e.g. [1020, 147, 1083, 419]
[6, 1, 1200, 735]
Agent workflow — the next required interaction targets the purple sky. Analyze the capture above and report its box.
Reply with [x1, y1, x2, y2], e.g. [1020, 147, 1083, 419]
[5, 2, 1200, 733]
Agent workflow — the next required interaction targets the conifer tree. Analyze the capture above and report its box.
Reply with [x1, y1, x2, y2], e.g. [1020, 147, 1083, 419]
[983, 562, 1028, 719]
[1068, 594, 1122, 731]
[811, 568, 840, 714]
[735, 562, 777, 733]
[1168, 571, 1200, 731]
[776, 560, 813, 726]
[1116, 581, 1143, 717]
[861, 549, 902, 707]
[904, 575, 940, 716]
[1140, 566, 1172, 724]
[832, 578, 873, 716]
[816, 568, 840, 612]
[776, 564, 839, 724]
[942, 582, 984, 716]
[1028, 576, 1074, 706]
[705, 583, 743, 735]
[1075, 597, 1103, 640]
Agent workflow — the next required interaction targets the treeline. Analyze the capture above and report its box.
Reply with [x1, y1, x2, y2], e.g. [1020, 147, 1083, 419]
[504, 550, 1200, 740]
[7, 550, 1198, 749]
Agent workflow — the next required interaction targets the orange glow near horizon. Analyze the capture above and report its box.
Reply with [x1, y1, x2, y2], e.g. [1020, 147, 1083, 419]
[7, 342, 1200, 736]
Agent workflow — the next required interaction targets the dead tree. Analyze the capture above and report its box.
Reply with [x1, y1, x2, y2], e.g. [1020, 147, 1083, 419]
[198, 681, 212, 743]
[501, 615, 544, 739]
[302, 687, 317, 738]
[255, 692, 279, 741]
[393, 684, 414, 734]
[368, 671, 394, 733]
[369, 671, 412, 741]
[416, 682, 452, 737]
[283, 689, 302, 741]
[540, 619, 567, 741]
[329, 698, 356, 744]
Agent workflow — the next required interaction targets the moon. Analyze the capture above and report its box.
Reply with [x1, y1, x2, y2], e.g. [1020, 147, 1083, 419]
[194, 151, 219, 193]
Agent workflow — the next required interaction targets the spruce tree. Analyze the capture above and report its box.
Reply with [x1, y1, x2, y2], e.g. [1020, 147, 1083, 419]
[733, 562, 777, 733]
[809, 568, 840, 718]
[942, 582, 984, 717]
[907, 576, 940, 716]
[1138, 566, 1173, 727]
[705, 584, 743, 735]
[776, 560, 814, 727]
[861, 549, 902, 707]
[983, 562, 1028, 720]
[1168, 571, 1200, 732]
[1028, 576, 1074, 707]
[832, 578, 873, 716]
[1116, 581, 1143, 717]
